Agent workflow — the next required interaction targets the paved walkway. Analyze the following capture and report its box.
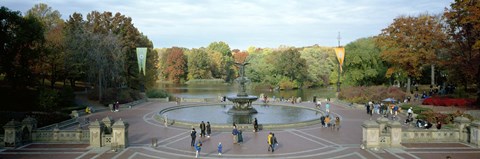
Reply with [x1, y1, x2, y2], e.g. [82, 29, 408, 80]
[1, 101, 479, 159]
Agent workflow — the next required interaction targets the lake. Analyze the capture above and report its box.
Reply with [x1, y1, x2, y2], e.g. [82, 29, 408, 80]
[158, 83, 336, 101]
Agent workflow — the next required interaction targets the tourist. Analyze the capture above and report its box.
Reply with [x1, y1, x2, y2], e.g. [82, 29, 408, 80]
[313, 96, 317, 105]
[232, 126, 239, 144]
[436, 121, 442, 129]
[217, 142, 223, 156]
[271, 133, 278, 152]
[190, 128, 197, 147]
[335, 116, 341, 131]
[407, 107, 413, 118]
[253, 118, 259, 132]
[238, 130, 243, 143]
[206, 121, 211, 138]
[325, 116, 331, 127]
[267, 132, 273, 152]
[200, 121, 206, 137]
[320, 116, 326, 127]
[176, 97, 181, 105]
[425, 121, 433, 129]
[164, 114, 168, 127]
[325, 103, 330, 114]
[195, 141, 202, 158]
[115, 101, 119, 112]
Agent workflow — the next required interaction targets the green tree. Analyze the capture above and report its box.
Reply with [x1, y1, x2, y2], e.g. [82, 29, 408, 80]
[444, 0, 480, 103]
[64, 12, 87, 87]
[300, 46, 336, 87]
[207, 41, 234, 82]
[187, 48, 212, 80]
[269, 48, 308, 88]
[343, 37, 388, 86]
[376, 14, 447, 93]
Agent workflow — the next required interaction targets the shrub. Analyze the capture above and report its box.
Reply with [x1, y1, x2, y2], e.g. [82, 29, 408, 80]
[278, 78, 295, 90]
[38, 88, 60, 111]
[59, 86, 76, 107]
[400, 104, 432, 114]
[422, 97, 475, 106]
[339, 86, 406, 104]
[146, 89, 171, 98]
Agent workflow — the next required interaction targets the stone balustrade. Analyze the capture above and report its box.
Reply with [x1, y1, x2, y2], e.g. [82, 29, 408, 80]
[362, 116, 480, 149]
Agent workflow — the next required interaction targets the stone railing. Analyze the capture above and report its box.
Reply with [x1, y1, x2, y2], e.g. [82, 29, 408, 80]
[32, 129, 89, 143]
[362, 116, 480, 149]
[402, 129, 459, 143]
[37, 118, 79, 130]
[0, 135, 4, 148]
[147, 97, 169, 102]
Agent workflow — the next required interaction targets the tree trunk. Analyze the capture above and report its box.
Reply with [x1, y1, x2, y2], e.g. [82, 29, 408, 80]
[431, 64, 435, 86]
[407, 77, 411, 95]
[98, 71, 102, 101]
[477, 64, 480, 105]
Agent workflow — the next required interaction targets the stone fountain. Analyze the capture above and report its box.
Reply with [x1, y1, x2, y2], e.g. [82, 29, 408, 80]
[226, 62, 258, 115]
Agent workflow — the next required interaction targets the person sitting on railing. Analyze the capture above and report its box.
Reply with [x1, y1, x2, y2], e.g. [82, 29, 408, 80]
[424, 121, 433, 129]
[436, 121, 442, 129]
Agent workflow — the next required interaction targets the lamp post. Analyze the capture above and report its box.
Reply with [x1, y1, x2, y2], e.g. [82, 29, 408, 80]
[334, 32, 345, 92]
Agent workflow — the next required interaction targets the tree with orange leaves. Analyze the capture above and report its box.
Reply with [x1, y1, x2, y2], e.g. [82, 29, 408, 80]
[164, 47, 187, 83]
[444, 0, 480, 104]
[376, 13, 447, 93]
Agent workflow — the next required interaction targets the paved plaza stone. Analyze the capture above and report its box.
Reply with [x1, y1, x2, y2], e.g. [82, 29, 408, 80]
[1, 101, 480, 159]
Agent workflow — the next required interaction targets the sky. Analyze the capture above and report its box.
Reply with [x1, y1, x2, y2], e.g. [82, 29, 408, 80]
[3, 0, 454, 50]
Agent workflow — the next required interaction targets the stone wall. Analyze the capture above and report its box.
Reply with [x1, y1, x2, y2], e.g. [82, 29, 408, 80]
[362, 116, 480, 149]
[3, 116, 128, 150]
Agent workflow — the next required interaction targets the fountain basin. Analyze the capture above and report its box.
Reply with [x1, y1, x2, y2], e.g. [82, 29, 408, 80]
[158, 103, 324, 130]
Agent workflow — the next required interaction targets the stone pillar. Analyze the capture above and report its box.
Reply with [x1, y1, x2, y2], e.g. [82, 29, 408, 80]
[3, 119, 22, 148]
[21, 116, 37, 143]
[53, 126, 60, 141]
[112, 118, 129, 149]
[89, 120, 103, 147]
[362, 120, 380, 148]
[376, 117, 389, 134]
[470, 121, 480, 147]
[389, 121, 402, 147]
[454, 116, 471, 143]
[21, 116, 37, 133]
[76, 126, 83, 141]
[102, 116, 113, 134]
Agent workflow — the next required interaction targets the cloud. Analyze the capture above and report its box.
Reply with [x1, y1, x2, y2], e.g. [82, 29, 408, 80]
[3, 0, 453, 50]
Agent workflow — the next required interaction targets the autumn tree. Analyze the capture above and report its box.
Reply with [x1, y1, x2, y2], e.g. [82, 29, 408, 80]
[376, 14, 447, 93]
[26, 3, 65, 88]
[444, 0, 480, 103]
[0, 6, 45, 88]
[233, 49, 249, 63]
[163, 47, 187, 83]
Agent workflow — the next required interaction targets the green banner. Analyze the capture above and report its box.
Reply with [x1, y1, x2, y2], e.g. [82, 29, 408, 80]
[136, 47, 147, 75]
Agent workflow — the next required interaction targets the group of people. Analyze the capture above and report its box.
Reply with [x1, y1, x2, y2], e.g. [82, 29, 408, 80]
[190, 121, 216, 158]
[111, 101, 120, 112]
[365, 101, 399, 120]
[320, 115, 341, 131]
[267, 132, 278, 152]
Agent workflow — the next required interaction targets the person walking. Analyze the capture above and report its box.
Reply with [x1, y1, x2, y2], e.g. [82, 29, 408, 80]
[267, 132, 273, 152]
[190, 128, 197, 147]
[206, 121, 211, 138]
[325, 103, 330, 114]
[200, 121, 206, 137]
[407, 107, 413, 119]
[232, 126, 239, 144]
[271, 133, 278, 152]
[335, 116, 341, 131]
[195, 141, 202, 158]
[320, 116, 325, 127]
[253, 118, 259, 132]
[238, 130, 243, 143]
[217, 142, 223, 156]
